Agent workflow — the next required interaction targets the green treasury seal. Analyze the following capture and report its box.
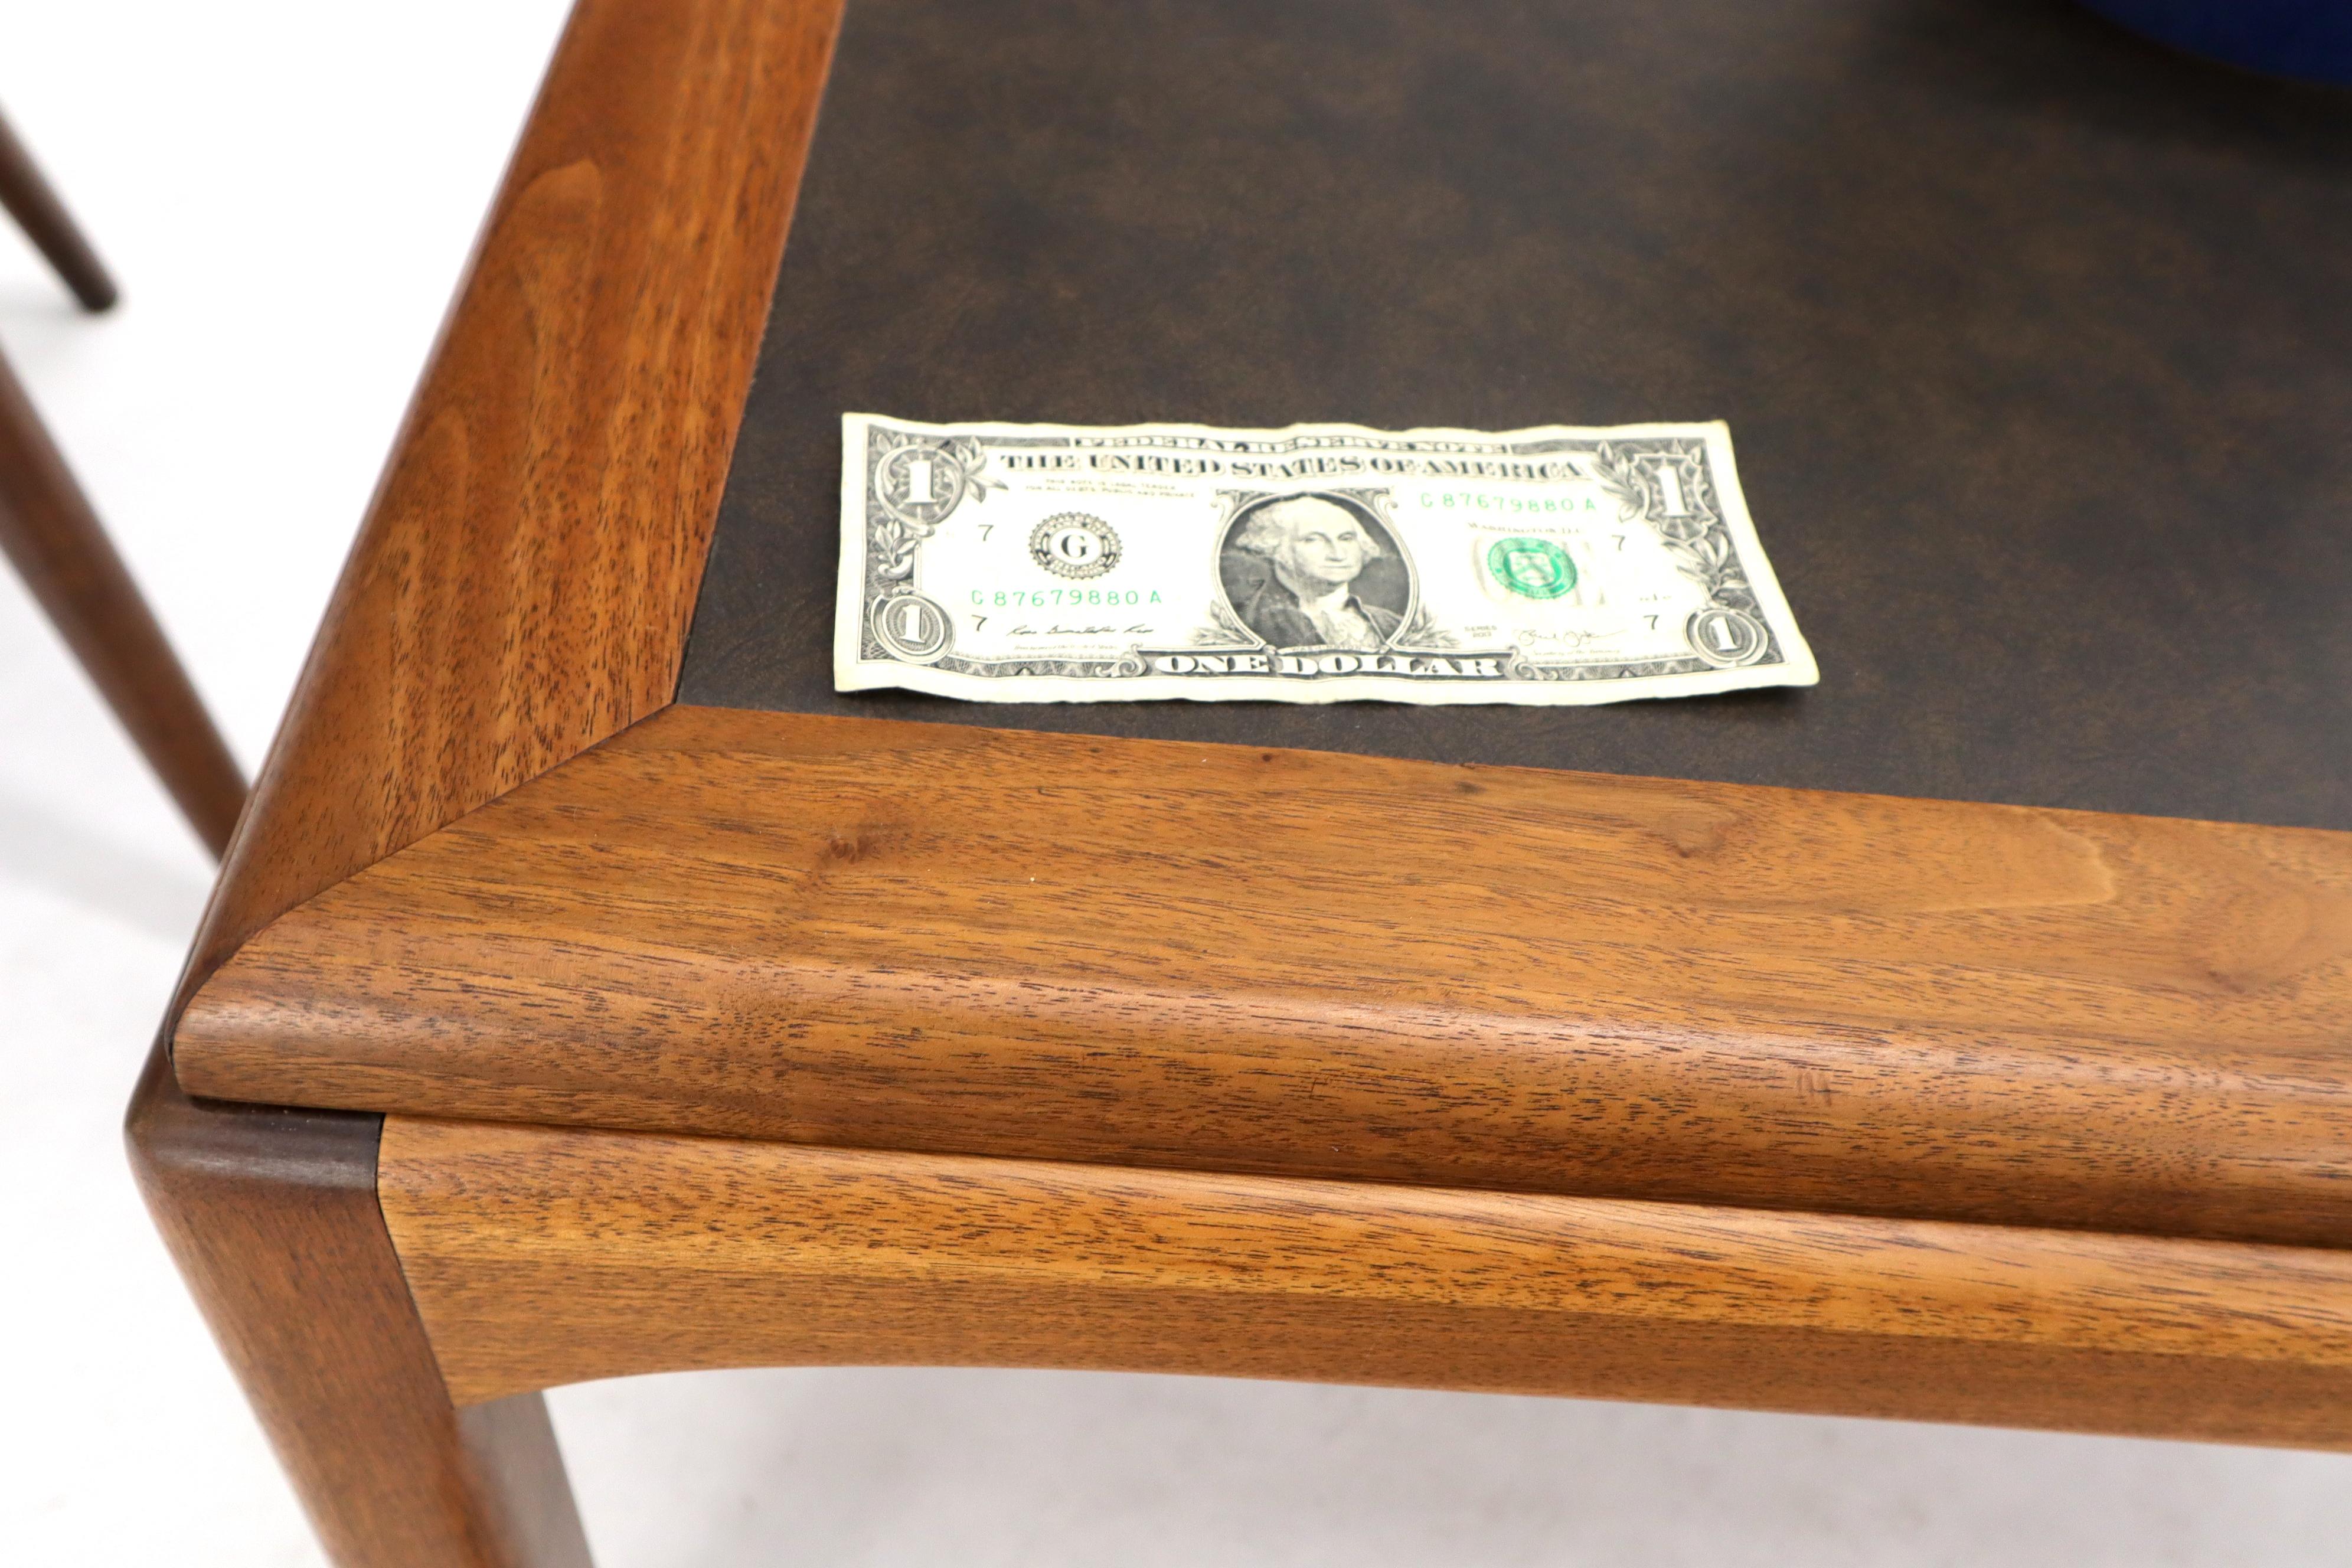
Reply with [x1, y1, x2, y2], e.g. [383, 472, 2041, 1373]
[1486, 535, 1576, 600]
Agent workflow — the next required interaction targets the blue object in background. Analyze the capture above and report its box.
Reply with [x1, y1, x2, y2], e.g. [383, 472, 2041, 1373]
[2075, 0, 2352, 84]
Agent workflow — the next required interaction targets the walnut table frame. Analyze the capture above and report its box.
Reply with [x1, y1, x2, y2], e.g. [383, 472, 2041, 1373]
[128, 1, 2352, 1563]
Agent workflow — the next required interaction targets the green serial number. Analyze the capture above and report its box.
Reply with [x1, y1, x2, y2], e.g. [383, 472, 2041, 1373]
[973, 588, 1164, 607]
[1421, 492, 1598, 514]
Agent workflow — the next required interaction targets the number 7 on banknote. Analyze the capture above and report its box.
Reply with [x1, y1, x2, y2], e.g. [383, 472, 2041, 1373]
[834, 414, 1817, 705]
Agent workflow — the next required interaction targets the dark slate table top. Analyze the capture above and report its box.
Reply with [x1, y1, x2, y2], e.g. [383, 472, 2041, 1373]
[679, 0, 2352, 830]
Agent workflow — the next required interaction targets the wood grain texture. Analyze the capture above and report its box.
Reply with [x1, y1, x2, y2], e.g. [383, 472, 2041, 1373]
[183, 704, 2352, 1247]
[1, 342, 246, 854]
[163, 0, 842, 1028]
[126, 1047, 591, 1568]
[379, 1115, 2352, 1448]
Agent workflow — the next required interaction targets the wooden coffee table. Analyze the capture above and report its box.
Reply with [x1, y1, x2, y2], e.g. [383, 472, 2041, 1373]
[129, 1, 2352, 1562]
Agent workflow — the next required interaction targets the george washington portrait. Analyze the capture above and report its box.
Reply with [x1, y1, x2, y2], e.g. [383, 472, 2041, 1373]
[1217, 493, 1412, 651]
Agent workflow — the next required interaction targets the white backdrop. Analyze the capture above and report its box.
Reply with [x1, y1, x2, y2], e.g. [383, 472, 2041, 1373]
[2, 4, 2346, 1563]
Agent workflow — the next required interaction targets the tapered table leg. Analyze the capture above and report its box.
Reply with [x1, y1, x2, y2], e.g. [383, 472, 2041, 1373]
[0, 105, 119, 311]
[0, 344, 247, 856]
[126, 1045, 594, 1568]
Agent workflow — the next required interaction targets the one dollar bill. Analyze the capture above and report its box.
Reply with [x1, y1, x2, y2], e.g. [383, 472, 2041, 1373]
[835, 414, 1817, 705]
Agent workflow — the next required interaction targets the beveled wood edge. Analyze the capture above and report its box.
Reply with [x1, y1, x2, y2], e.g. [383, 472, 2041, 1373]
[179, 702, 2352, 1249]
[379, 1114, 2352, 1449]
[160, 0, 845, 1056]
[162, 0, 2352, 1191]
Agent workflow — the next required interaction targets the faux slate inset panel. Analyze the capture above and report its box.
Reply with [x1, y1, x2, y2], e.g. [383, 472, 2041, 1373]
[680, 0, 2352, 830]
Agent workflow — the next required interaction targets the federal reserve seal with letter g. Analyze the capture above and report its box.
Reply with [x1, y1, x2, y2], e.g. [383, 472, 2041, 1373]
[1031, 514, 1121, 579]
